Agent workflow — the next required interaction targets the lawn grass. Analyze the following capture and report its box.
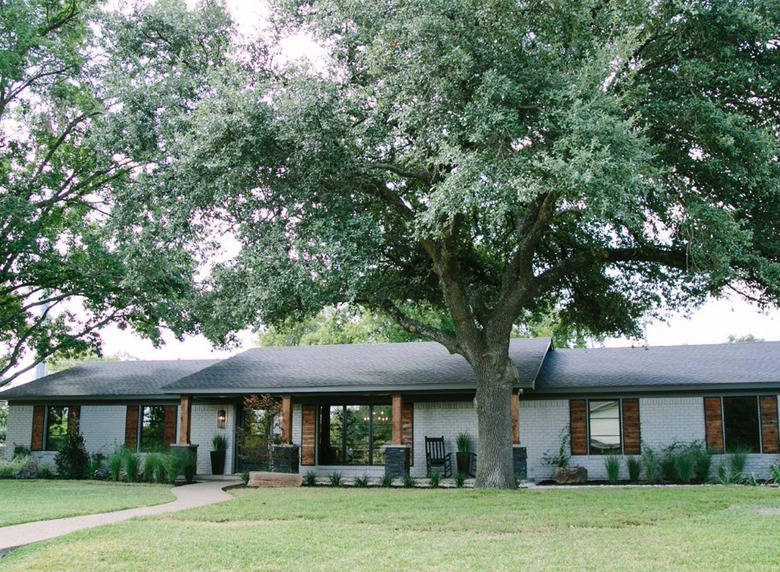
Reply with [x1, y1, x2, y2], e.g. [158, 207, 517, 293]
[0, 480, 174, 527]
[3, 486, 780, 571]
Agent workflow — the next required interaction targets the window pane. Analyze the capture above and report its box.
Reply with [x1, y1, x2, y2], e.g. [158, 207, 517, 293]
[371, 406, 392, 465]
[589, 400, 621, 455]
[723, 397, 760, 453]
[344, 405, 369, 465]
[140, 406, 166, 452]
[46, 406, 69, 451]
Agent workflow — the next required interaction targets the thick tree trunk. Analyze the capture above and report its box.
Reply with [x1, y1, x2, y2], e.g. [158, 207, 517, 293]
[474, 365, 516, 489]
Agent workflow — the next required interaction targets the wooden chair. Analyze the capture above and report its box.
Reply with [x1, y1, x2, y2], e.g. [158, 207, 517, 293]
[425, 436, 452, 477]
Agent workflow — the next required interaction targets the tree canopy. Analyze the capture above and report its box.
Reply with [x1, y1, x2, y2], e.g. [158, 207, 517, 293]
[100, 0, 780, 487]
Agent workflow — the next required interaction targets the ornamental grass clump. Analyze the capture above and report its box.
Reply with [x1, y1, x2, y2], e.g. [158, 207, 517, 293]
[455, 432, 472, 453]
[642, 448, 659, 484]
[429, 470, 441, 488]
[123, 450, 141, 483]
[0, 455, 34, 479]
[380, 474, 394, 488]
[691, 443, 713, 482]
[605, 455, 621, 484]
[37, 463, 56, 479]
[142, 453, 167, 483]
[212, 434, 228, 452]
[303, 471, 317, 486]
[729, 447, 748, 481]
[455, 473, 466, 488]
[626, 457, 642, 483]
[354, 474, 370, 488]
[674, 452, 694, 484]
[402, 473, 415, 488]
[108, 449, 123, 481]
[329, 472, 343, 487]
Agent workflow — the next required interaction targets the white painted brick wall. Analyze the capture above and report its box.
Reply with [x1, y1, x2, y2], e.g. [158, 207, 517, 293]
[412, 401, 478, 477]
[190, 403, 236, 475]
[640, 397, 706, 448]
[519, 399, 569, 480]
[4, 404, 33, 458]
[79, 406, 126, 455]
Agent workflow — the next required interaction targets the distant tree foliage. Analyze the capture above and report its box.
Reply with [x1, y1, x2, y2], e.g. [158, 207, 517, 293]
[727, 334, 765, 344]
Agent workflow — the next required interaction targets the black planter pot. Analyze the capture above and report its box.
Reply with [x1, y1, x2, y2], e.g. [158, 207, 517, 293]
[456, 452, 470, 475]
[210, 451, 226, 475]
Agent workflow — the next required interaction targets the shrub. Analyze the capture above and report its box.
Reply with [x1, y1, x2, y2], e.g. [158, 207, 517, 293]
[13, 445, 31, 458]
[380, 473, 394, 488]
[37, 463, 56, 479]
[329, 472, 343, 487]
[212, 434, 228, 452]
[455, 473, 466, 488]
[354, 474, 370, 488]
[303, 471, 317, 486]
[642, 448, 659, 484]
[674, 452, 694, 484]
[0, 455, 35, 479]
[54, 431, 89, 479]
[429, 470, 441, 488]
[455, 433, 472, 453]
[142, 453, 167, 483]
[108, 449, 123, 481]
[165, 448, 197, 484]
[691, 443, 713, 482]
[241, 471, 250, 485]
[626, 457, 642, 483]
[87, 453, 107, 480]
[123, 450, 141, 483]
[728, 447, 748, 480]
[402, 473, 415, 488]
[605, 455, 621, 484]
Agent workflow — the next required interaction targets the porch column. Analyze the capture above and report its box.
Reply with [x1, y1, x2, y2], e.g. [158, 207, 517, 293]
[281, 395, 293, 444]
[178, 394, 192, 445]
[511, 389, 520, 445]
[392, 393, 403, 445]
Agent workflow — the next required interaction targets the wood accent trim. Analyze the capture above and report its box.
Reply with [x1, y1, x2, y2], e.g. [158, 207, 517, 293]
[402, 402, 413, 466]
[163, 405, 177, 447]
[31, 405, 45, 451]
[281, 395, 292, 444]
[570, 400, 587, 456]
[621, 399, 640, 455]
[760, 396, 779, 454]
[178, 396, 192, 445]
[703, 397, 724, 453]
[67, 405, 81, 434]
[392, 394, 403, 445]
[301, 404, 316, 466]
[511, 390, 520, 445]
[125, 406, 139, 449]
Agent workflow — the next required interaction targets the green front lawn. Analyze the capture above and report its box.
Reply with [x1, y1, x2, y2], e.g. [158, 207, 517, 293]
[0, 480, 175, 527]
[3, 486, 780, 570]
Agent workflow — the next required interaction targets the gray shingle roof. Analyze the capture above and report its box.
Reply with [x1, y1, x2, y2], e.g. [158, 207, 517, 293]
[533, 342, 780, 393]
[164, 338, 553, 394]
[0, 360, 220, 400]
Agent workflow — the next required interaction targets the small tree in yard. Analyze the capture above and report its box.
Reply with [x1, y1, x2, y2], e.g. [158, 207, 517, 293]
[54, 431, 89, 479]
[101, 0, 780, 488]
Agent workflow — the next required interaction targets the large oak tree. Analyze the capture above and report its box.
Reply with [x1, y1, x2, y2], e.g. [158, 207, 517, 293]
[107, 0, 779, 488]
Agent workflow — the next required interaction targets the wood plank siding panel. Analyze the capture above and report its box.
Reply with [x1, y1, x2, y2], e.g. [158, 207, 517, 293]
[570, 400, 588, 456]
[621, 399, 641, 455]
[301, 404, 316, 466]
[125, 406, 139, 449]
[703, 397, 724, 453]
[163, 405, 177, 446]
[760, 396, 779, 454]
[31, 405, 45, 451]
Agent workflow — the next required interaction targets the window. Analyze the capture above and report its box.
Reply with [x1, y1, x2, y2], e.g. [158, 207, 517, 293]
[45, 406, 69, 451]
[588, 400, 621, 455]
[318, 404, 392, 465]
[723, 397, 760, 453]
[140, 406, 166, 452]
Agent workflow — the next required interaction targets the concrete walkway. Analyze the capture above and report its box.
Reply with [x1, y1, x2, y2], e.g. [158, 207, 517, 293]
[0, 479, 236, 554]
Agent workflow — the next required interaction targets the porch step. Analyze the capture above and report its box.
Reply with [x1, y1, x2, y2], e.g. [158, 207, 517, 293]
[247, 471, 303, 488]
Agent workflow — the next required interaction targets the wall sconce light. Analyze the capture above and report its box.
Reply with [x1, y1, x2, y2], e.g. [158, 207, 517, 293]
[217, 409, 227, 429]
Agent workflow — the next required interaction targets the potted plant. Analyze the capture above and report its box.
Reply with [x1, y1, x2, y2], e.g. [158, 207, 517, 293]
[455, 432, 472, 475]
[210, 434, 228, 475]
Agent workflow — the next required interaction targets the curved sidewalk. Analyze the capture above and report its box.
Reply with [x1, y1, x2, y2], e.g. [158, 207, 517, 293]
[0, 480, 235, 554]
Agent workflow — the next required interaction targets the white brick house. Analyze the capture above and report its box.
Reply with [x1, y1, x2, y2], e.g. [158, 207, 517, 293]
[2, 339, 779, 481]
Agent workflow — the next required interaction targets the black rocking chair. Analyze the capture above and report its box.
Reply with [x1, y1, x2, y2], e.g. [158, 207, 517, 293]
[425, 436, 453, 477]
